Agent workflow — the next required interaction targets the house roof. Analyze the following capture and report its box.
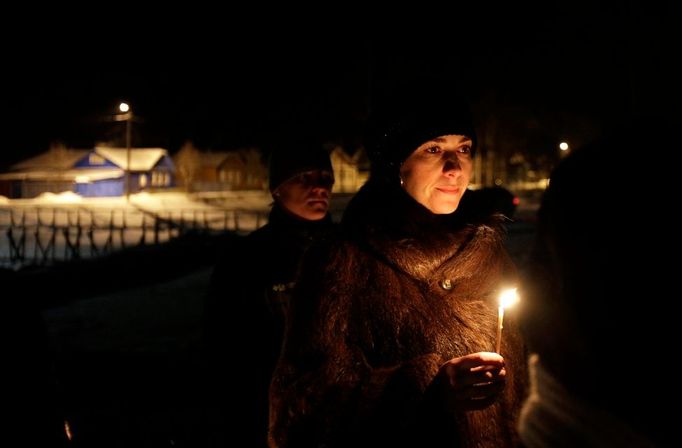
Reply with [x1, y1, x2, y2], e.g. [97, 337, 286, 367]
[10, 147, 169, 173]
[11, 149, 90, 171]
[199, 151, 233, 168]
[330, 146, 355, 164]
[0, 168, 124, 182]
[94, 147, 168, 171]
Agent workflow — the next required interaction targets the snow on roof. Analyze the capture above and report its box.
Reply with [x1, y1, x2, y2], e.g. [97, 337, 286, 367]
[7, 147, 169, 174]
[0, 168, 124, 182]
[330, 146, 355, 164]
[11, 149, 90, 171]
[70, 168, 125, 182]
[95, 147, 168, 171]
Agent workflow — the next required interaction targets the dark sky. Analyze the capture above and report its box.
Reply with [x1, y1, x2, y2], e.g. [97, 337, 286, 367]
[1, 3, 675, 170]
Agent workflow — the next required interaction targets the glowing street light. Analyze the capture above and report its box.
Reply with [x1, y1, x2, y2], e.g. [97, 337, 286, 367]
[559, 142, 569, 151]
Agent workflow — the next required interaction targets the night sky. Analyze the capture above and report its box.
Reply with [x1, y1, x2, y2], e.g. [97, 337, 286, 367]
[1, 3, 674, 171]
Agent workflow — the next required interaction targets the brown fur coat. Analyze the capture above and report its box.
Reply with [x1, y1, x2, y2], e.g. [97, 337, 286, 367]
[270, 180, 526, 448]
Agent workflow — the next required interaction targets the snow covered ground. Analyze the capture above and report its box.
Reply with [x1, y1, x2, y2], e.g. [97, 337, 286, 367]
[0, 191, 272, 268]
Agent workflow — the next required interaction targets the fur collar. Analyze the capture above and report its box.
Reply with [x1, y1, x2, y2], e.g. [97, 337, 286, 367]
[342, 179, 503, 282]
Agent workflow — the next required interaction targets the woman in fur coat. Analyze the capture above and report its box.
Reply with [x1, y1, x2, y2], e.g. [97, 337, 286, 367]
[269, 81, 526, 448]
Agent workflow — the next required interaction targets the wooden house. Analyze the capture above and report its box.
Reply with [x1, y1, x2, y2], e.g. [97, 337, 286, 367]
[0, 146, 175, 198]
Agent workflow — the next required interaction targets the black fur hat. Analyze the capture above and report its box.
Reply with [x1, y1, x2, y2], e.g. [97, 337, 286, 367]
[366, 78, 477, 181]
[268, 141, 333, 192]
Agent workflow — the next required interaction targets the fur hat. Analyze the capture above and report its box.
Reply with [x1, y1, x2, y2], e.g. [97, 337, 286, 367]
[366, 78, 477, 180]
[268, 141, 333, 192]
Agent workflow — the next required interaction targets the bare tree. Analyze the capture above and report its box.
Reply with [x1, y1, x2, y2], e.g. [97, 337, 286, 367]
[174, 141, 201, 192]
[47, 141, 70, 167]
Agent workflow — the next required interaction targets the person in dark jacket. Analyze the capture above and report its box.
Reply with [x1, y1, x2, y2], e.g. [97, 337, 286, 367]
[269, 81, 526, 448]
[203, 141, 336, 447]
[518, 117, 675, 447]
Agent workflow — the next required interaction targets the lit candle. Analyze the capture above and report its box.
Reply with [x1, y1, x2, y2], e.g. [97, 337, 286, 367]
[64, 420, 73, 441]
[496, 288, 519, 353]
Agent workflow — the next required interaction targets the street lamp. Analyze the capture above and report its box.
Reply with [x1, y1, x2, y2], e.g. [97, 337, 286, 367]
[559, 141, 569, 159]
[115, 102, 133, 201]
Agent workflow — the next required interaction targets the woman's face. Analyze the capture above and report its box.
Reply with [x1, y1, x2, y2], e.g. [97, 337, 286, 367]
[399, 134, 473, 214]
[275, 170, 334, 221]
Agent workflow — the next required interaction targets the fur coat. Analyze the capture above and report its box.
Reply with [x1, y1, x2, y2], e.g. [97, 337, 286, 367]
[269, 180, 526, 448]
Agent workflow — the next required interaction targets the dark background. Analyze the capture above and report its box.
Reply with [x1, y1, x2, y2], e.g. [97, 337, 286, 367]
[1, 2, 675, 171]
[1, 4, 676, 446]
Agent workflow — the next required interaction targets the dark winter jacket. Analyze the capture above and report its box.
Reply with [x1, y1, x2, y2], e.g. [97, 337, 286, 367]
[270, 180, 526, 448]
[203, 203, 335, 447]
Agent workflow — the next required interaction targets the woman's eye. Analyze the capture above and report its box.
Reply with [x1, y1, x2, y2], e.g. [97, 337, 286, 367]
[425, 146, 441, 154]
[458, 145, 472, 154]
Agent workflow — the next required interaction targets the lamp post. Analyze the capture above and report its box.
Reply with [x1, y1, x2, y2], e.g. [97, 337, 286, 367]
[559, 141, 569, 159]
[116, 102, 133, 201]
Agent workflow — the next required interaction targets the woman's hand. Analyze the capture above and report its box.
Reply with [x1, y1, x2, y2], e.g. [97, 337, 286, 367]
[435, 352, 506, 411]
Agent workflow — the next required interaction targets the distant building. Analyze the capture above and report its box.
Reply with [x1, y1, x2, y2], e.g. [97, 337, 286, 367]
[330, 146, 370, 193]
[217, 148, 267, 190]
[0, 146, 175, 198]
[173, 146, 267, 192]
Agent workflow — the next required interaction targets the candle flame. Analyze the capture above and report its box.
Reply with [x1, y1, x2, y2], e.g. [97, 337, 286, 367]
[498, 288, 519, 309]
[64, 420, 73, 441]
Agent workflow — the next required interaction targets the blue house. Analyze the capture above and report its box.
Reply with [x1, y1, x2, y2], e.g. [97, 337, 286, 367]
[0, 146, 175, 198]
